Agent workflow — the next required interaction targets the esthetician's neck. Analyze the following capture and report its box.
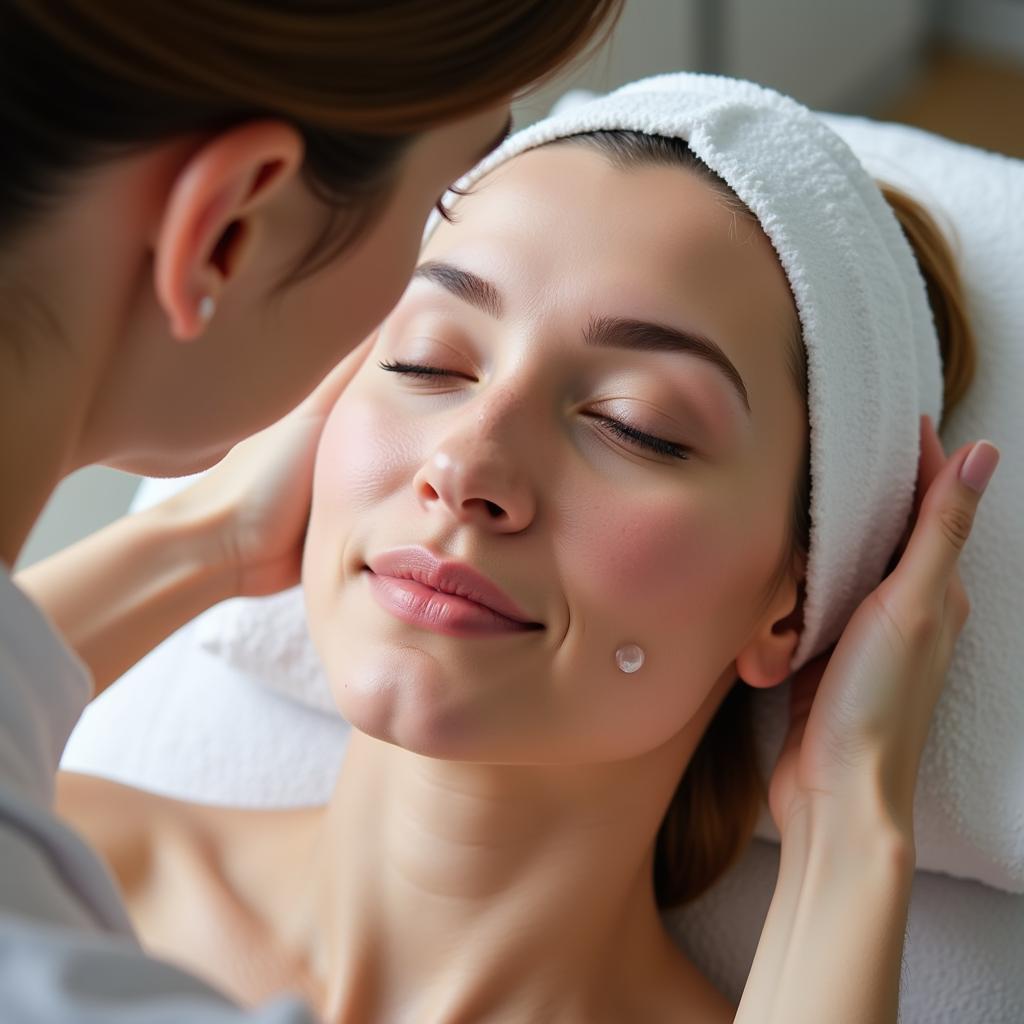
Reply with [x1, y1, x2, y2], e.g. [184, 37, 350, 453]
[0, 160, 154, 568]
[307, 730, 697, 1024]
[0, 314, 98, 569]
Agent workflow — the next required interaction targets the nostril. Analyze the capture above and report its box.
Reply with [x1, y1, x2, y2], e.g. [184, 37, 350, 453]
[484, 500, 504, 519]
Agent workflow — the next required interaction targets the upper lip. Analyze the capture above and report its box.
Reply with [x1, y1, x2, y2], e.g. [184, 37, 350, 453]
[366, 547, 541, 627]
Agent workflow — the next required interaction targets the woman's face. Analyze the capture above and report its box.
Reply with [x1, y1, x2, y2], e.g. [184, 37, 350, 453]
[304, 144, 806, 765]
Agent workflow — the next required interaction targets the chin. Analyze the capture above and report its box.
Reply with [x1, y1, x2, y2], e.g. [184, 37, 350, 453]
[326, 644, 483, 760]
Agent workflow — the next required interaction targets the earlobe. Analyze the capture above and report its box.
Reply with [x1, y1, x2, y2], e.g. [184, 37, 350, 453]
[152, 120, 303, 341]
[735, 573, 805, 689]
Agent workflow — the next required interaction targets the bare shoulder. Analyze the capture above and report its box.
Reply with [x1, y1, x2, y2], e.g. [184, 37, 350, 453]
[54, 770, 273, 893]
[55, 771, 184, 884]
[54, 771, 320, 1005]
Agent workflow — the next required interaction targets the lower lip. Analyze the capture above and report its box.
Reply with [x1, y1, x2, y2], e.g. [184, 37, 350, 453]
[366, 572, 537, 637]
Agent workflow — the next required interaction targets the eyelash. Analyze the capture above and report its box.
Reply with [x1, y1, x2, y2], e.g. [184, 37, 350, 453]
[598, 417, 690, 460]
[378, 360, 690, 461]
[378, 359, 471, 380]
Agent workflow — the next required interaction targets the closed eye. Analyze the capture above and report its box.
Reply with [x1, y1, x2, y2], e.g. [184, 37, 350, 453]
[378, 359, 475, 382]
[593, 416, 690, 461]
[379, 361, 689, 460]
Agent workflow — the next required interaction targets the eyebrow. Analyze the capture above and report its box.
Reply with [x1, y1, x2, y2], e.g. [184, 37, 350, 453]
[414, 261, 503, 319]
[411, 260, 750, 413]
[584, 316, 750, 413]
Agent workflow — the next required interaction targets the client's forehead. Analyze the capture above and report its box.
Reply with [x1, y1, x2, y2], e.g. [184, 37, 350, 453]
[420, 145, 798, 402]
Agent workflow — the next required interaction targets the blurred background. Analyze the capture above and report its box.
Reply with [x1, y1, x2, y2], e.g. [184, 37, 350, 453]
[17, 0, 1023, 571]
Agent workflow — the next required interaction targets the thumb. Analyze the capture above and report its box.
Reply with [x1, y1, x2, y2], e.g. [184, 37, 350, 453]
[895, 437, 999, 600]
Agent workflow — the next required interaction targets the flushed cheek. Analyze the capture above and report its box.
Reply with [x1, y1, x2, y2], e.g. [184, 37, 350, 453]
[564, 494, 741, 629]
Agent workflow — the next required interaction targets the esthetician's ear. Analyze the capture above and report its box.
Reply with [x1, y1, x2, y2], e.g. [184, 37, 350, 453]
[735, 564, 805, 688]
[153, 120, 304, 341]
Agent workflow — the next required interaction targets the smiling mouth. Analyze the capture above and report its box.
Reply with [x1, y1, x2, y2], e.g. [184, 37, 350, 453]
[362, 549, 543, 638]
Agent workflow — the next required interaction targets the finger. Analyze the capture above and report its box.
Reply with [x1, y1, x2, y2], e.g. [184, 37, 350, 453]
[887, 416, 949, 573]
[893, 438, 999, 600]
[914, 415, 947, 519]
[885, 417, 947, 575]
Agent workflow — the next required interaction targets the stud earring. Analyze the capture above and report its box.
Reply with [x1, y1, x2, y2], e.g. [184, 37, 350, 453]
[197, 294, 216, 324]
[615, 644, 645, 674]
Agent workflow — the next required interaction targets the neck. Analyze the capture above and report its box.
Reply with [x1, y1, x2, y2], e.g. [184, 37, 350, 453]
[301, 729, 706, 1023]
[0, 154, 163, 568]
[0, 312, 91, 568]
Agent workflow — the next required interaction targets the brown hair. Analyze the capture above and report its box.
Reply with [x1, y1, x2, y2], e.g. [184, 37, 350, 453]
[0, 0, 622, 267]
[557, 129, 978, 907]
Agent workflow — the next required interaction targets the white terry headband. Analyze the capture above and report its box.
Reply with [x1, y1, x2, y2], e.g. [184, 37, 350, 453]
[427, 72, 944, 670]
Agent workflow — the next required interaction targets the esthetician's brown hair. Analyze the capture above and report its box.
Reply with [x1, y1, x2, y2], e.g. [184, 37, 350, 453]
[559, 130, 978, 907]
[0, 0, 621, 273]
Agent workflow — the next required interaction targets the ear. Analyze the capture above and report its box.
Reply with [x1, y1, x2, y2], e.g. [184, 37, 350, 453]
[735, 557, 806, 689]
[153, 120, 304, 341]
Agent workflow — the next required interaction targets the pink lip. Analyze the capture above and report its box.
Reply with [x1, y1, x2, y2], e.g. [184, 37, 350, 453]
[365, 547, 542, 637]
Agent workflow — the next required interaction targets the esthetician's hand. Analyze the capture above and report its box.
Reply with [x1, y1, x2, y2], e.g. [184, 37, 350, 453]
[766, 416, 1000, 845]
[164, 337, 373, 598]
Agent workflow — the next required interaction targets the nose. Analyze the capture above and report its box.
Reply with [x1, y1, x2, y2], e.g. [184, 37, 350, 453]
[413, 435, 536, 534]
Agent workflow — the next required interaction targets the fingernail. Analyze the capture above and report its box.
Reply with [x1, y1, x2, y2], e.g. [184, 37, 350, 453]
[959, 441, 1000, 495]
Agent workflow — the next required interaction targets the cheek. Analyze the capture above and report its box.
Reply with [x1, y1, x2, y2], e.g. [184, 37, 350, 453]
[313, 389, 420, 514]
[563, 491, 730, 622]
[303, 385, 423, 604]
[539, 489, 760, 762]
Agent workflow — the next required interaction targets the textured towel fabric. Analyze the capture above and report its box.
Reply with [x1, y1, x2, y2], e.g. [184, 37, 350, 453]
[61, 100, 1022, 892]
[426, 73, 945, 671]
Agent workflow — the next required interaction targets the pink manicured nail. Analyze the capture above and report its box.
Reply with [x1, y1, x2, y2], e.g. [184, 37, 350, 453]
[959, 441, 1000, 495]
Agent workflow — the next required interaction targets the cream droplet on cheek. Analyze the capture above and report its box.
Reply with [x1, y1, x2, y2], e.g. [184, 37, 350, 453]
[615, 644, 645, 674]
